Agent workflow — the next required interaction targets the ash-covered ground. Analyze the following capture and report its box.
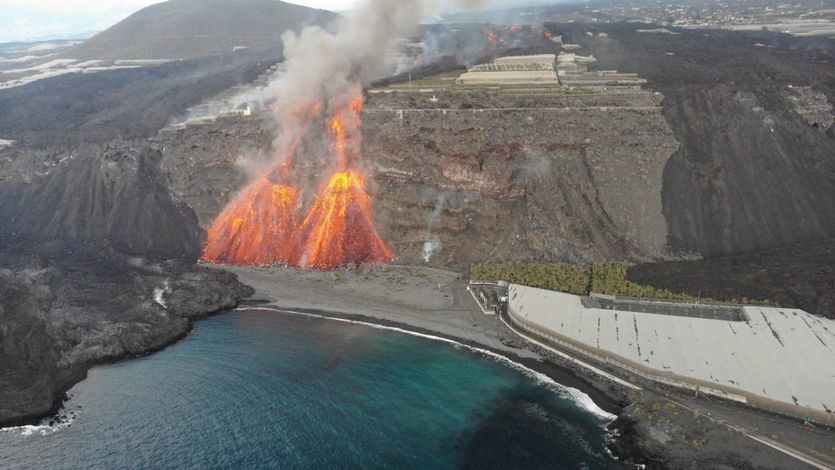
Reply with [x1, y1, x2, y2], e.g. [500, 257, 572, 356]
[0, 141, 252, 426]
[1, 13, 834, 468]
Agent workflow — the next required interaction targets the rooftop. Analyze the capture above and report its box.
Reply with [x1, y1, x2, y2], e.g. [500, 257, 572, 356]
[509, 284, 835, 423]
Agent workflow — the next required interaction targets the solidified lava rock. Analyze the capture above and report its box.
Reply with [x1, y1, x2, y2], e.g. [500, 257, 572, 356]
[0, 256, 253, 427]
[0, 141, 203, 261]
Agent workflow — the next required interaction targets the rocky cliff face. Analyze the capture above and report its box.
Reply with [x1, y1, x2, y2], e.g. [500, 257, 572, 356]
[152, 26, 835, 270]
[364, 92, 678, 266]
[0, 256, 252, 426]
[158, 89, 679, 267]
[0, 142, 203, 261]
[562, 24, 835, 258]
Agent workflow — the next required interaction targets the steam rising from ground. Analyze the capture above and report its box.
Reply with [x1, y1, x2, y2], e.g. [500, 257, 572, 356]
[423, 193, 447, 262]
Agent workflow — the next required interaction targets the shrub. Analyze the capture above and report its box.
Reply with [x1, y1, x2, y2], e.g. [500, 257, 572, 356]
[470, 262, 591, 295]
[470, 261, 777, 306]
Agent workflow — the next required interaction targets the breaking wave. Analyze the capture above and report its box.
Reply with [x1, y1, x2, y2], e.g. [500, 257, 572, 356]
[1, 409, 76, 437]
[243, 307, 617, 422]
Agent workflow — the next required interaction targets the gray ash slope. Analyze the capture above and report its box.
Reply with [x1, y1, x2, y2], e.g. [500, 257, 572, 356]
[64, 0, 337, 61]
[0, 51, 281, 146]
[0, 142, 202, 260]
[552, 24, 835, 316]
[558, 23, 835, 258]
[0, 142, 253, 426]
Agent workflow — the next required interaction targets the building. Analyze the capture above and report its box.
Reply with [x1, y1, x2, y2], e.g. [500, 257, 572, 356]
[456, 54, 558, 85]
[506, 284, 835, 426]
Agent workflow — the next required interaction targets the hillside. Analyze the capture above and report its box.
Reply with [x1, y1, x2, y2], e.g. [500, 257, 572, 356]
[0, 51, 279, 146]
[556, 24, 835, 258]
[65, 0, 337, 61]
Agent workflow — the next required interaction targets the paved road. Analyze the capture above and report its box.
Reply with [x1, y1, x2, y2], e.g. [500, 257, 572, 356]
[364, 106, 663, 113]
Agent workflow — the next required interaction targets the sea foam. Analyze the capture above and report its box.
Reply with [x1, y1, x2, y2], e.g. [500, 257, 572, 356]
[0, 409, 76, 437]
[243, 307, 617, 422]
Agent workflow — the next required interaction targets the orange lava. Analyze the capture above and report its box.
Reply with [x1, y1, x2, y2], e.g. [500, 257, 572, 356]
[202, 93, 395, 269]
[484, 29, 505, 46]
[295, 170, 394, 269]
[329, 94, 363, 169]
[202, 177, 300, 266]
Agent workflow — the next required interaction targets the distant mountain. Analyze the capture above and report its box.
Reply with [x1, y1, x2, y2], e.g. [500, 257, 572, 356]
[65, 0, 337, 61]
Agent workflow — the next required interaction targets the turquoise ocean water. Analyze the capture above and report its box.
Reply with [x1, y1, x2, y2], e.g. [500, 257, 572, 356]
[0, 309, 627, 469]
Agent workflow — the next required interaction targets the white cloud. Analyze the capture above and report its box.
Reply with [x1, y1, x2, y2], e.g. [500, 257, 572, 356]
[0, 0, 164, 14]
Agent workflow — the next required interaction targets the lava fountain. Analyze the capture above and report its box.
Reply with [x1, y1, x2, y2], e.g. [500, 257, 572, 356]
[295, 95, 394, 269]
[202, 95, 394, 269]
[203, 0, 473, 269]
[295, 169, 394, 269]
[202, 172, 300, 266]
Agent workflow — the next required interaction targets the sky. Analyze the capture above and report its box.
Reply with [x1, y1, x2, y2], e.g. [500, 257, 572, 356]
[0, 0, 538, 43]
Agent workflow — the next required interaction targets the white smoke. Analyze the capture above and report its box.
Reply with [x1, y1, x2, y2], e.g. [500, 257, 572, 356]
[267, 0, 484, 169]
[422, 193, 447, 262]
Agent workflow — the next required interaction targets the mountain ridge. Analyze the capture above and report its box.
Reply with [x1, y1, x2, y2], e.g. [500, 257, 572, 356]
[64, 0, 338, 61]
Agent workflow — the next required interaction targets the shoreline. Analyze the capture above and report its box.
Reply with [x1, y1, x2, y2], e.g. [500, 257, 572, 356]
[0, 300, 240, 429]
[8, 264, 826, 468]
[241, 304, 625, 418]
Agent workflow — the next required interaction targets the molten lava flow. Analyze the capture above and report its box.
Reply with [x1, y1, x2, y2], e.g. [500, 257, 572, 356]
[202, 177, 300, 265]
[483, 29, 505, 47]
[203, 94, 395, 270]
[329, 94, 363, 169]
[295, 170, 394, 270]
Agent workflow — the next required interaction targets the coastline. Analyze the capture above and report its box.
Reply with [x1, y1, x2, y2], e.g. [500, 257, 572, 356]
[242, 304, 624, 418]
[223, 264, 632, 413]
[7, 263, 826, 469]
[0, 270, 251, 430]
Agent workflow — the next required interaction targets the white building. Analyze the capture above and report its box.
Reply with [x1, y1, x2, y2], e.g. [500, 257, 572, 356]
[507, 284, 835, 425]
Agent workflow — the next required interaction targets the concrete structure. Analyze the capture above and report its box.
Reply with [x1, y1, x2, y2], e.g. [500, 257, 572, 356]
[494, 54, 556, 68]
[556, 53, 598, 77]
[456, 55, 559, 85]
[507, 284, 835, 425]
[456, 70, 558, 85]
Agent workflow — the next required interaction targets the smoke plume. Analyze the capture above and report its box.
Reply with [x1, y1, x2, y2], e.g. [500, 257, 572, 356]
[269, 0, 482, 166]
[203, 1, 485, 268]
[423, 193, 447, 262]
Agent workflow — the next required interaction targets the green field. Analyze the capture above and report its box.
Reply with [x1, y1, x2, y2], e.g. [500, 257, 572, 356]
[470, 261, 777, 306]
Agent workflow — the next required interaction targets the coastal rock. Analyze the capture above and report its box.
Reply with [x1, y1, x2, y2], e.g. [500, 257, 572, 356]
[610, 397, 794, 469]
[0, 256, 253, 427]
[0, 142, 204, 261]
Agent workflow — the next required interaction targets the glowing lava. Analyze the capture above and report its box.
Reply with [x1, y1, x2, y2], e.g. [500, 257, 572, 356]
[202, 94, 394, 269]
[295, 170, 394, 269]
[203, 177, 300, 266]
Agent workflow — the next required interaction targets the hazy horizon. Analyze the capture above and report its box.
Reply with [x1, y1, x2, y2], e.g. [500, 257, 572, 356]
[0, 0, 554, 43]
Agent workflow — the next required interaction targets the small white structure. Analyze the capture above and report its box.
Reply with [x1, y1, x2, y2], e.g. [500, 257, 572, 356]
[494, 54, 556, 68]
[456, 55, 558, 85]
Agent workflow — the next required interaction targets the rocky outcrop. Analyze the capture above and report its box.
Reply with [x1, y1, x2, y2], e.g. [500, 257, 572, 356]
[158, 90, 679, 267]
[610, 395, 802, 470]
[0, 256, 253, 426]
[0, 142, 203, 261]
[629, 239, 835, 319]
[0, 139, 255, 426]
[561, 23, 835, 259]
